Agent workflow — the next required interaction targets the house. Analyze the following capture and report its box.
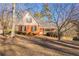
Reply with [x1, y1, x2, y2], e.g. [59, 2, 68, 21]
[62, 20, 78, 38]
[16, 11, 56, 35]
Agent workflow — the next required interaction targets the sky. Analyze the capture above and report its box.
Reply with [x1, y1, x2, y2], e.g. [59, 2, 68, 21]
[0, 3, 79, 21]
[0, 3, 72, 14]
[16, 3, 43, 13]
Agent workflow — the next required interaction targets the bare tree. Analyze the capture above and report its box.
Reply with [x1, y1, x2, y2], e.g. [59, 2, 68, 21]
[11, 3, 16, 37]
[40, 4, 79, 40]
[50, 4, 79, 40]
[0, 4, 10, 35]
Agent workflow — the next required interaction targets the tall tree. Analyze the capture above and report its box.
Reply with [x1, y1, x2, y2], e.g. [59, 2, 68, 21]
[11, 3, 16, 37]
[51, 4, 79, 40]
[0, 4, 12, 36]
[40, 3, 79, 40]
[41, 3, 52, 21]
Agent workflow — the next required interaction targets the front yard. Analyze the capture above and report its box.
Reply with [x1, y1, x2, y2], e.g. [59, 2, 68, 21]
[0, 35, 67, 56]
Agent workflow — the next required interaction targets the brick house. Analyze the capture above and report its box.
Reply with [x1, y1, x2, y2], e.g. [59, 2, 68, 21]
[16, 11, 55, 35]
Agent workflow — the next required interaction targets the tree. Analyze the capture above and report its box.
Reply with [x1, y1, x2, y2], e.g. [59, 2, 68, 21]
[11, 3, 16, 37]
[0, 4, 12, 36]
[51, 4, 79, 40]
[34, 12, 43, 18]
[40, 3, 79, 40]
[41, 3, 52, 21]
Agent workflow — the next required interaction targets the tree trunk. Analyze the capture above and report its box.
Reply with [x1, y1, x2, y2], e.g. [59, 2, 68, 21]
[2, 27, 5, 36]
[3, 29, 5, 36]
[57, 30, 61, 40]
[11, 3, 16, 37]
[58, 34, 61, 40]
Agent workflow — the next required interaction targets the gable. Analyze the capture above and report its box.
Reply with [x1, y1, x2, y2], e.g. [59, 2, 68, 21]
[23, 12, 38, 25]
[16, 11, 38, 25]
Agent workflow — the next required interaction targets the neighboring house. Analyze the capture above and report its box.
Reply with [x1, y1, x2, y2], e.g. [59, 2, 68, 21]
[63, 20, 78, 37]
[0, 21, 3, 34]
[16, 11, 56, 35]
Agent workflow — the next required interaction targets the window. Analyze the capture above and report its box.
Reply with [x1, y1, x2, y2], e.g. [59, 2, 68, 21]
[22, 26, 26, 32]
[24, 26, 26, 31]
[26, 17, 32, 23]
[31, 26, 37, 32]
[19, 26, 22, 31]
[45, 29, 50, 31]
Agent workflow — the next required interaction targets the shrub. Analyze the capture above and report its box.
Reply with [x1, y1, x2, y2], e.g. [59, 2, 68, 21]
[15, 31, 26, 35]
[4, 29, 11, 35]
[46, 31, 63, 37]
[73, 37, 79, 41]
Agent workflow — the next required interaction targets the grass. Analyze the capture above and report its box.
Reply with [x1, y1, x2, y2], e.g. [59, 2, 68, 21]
[0, 35, 68, 56]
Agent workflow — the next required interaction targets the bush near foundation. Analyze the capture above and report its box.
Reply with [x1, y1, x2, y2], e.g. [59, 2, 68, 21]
[15, 31, 26, 35]
[46, 32, 63, 37]
[73, 37, 79, 41]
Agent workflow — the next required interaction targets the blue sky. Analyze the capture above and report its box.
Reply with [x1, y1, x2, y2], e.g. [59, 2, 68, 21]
[0, 3, 44, 15]
[0, 3, 73, 14]
[15, 3, 43, 14]
[0, 3, 79, 21]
